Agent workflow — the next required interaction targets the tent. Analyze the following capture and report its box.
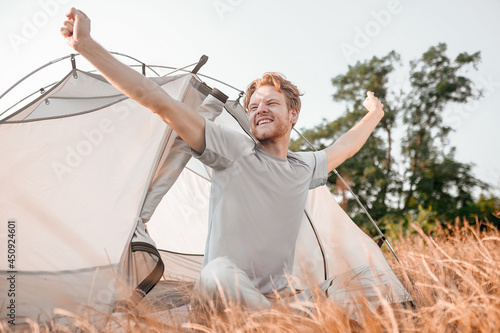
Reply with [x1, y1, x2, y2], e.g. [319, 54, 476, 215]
[0, 54, 412, 326]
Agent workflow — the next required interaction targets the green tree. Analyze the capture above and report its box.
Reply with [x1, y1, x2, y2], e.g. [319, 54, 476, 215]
[291, 43, 491, 228]
[401, 44, 485, 217]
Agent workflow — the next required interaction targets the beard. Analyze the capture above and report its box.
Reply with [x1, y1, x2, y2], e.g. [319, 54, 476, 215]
[251, 114, 291, 144]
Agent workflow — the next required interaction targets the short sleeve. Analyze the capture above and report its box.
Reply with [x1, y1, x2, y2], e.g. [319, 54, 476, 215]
[295, 150, 328, 189]
[191, 118, 252, 170]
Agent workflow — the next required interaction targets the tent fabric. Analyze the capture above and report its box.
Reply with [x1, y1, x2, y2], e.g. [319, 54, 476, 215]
[0, 67, 411, 325]
[117, 220, 164, 307]
[0, 70, 215, 324]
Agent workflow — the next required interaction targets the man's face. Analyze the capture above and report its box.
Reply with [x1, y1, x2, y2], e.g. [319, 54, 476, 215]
[247, 85, 297, 143]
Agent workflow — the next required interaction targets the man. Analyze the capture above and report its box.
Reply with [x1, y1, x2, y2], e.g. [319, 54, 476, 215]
[60, 8, 385, 310]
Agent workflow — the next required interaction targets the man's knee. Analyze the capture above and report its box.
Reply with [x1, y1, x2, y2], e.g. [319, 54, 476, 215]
[198, 256, 237, 293]
[196, 256, 270, 310]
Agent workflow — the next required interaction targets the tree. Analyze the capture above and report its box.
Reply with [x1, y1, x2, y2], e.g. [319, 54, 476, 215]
[291, 43, 491, 229]
[401, 43, 485, 216]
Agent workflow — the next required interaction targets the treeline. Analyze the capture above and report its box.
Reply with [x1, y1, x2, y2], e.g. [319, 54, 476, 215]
[290, 43, 500, 234]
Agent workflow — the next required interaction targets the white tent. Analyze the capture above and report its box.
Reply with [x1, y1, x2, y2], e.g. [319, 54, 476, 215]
[0, 56, 411, 326]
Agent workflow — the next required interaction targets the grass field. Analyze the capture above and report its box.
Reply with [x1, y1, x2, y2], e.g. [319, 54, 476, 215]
[3, 219, 499, 332]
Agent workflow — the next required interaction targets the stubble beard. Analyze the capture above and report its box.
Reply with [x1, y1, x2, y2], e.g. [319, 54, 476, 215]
[253, 115, 290, 145]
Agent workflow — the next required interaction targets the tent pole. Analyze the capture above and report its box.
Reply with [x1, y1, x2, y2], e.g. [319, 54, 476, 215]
[0, 52, 245, 120]
[293, 127, 418, 291]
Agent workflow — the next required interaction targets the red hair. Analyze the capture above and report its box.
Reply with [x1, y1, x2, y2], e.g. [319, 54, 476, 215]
[243, 73, 302, 113]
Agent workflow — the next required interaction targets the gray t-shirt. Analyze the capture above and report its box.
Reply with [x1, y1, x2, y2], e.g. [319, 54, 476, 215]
[193, 118, 328, 293]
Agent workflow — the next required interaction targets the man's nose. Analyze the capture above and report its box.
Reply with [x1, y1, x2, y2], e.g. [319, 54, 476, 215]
[256, 103, 268, 114]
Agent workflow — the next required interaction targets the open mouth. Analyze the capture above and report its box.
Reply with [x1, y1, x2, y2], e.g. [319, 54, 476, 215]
[257, 119, 273, 126]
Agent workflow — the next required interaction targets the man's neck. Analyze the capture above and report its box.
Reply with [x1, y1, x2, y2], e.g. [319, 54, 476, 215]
[257, 137, 290, 159]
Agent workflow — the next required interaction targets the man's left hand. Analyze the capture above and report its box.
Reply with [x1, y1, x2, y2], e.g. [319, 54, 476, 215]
[363, 91, 384, 114]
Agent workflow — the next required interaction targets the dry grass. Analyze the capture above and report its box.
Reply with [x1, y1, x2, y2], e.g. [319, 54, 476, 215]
[2, 220, 499, 332]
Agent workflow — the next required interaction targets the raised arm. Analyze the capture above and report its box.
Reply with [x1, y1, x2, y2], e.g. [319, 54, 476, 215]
[323, 91, 384, 172]
[60, 8, 206, 153]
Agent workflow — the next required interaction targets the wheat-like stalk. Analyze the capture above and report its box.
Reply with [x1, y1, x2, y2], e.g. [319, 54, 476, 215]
[2, 220, 499, 332]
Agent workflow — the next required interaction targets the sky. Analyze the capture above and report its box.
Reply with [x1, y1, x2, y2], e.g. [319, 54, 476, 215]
[1, 0, 499, 196]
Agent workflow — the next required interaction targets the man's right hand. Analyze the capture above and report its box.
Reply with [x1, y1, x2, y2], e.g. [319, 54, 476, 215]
[58, 7, 207, 154]
[60, 7, 92, 52]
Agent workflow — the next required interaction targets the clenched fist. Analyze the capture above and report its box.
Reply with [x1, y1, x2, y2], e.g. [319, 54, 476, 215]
[60, 7, 92, 51]
[363, 91, 384, 114]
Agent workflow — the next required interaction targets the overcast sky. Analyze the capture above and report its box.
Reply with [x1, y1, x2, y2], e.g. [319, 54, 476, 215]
[1, 0, 499, 196]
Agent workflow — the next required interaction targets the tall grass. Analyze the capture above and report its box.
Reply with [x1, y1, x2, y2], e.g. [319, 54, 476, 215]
[2, 220, 499, 332]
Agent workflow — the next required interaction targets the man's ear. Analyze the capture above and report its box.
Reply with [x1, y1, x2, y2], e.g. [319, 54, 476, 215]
[290, 108, 299, 126]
